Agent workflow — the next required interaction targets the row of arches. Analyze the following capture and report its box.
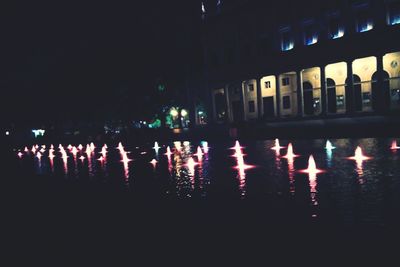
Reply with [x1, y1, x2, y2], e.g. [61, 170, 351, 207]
[302, 71, 391, 116]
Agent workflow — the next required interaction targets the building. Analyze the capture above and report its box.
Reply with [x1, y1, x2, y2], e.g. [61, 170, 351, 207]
[189, 0, 400, 125]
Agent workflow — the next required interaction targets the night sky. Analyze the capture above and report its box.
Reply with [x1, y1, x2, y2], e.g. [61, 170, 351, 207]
[1, 1, 203, 124]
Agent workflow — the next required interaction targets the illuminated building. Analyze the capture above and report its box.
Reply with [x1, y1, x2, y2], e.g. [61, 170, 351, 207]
[190, 0, 400, 124]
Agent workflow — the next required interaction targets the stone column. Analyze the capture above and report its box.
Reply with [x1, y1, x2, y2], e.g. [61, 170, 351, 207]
[376, 54, 388, 113]
[224, 85, 231, 123]
[296, 70, 304, 117]
[346, 60, 355, 114]
[275, 74, 281, 118]
[320, 66, 328, 116]
[257, 77, 263, 120]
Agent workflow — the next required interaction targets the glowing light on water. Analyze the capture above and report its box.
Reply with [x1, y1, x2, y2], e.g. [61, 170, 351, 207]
[90, 142, 96, 152]
[31, 145, 37, 154]
[71, 146, 78, 156]
[299, 155, 325, 175]
[100, 146, 107, 158]
[282, 143, 299, 160]
[194, 146, 204, 161]
[78, 144, 83, 150]
[24, 147, 29, 153]
[325, 140, 336, 150]
[49, 149, 55, 159]
[271, 138, 284, 151]
[79, 156, 85, 161]
[50, 144, 54, 150]
[67, 144, 72, 150]
[183, 141, 190, 147]
[36, 152, 42, 160]
[391, 140, 400, 150]
[85, 145, 92, 156]
[17, 152, 23, 158]
[231, 140, 243, 150]
[186, 157, 198, 175]
[97, 156, 105, 162]
[150, 159, 158, 168]
[39, 148, 45, 153]
[58, 144, 63, 150]
[174, 141, 182, 151]
[348, 146, 372, 161]
[202, 141, 209, 154]
[117, 142, 124, 152]
[153, 142, 160, 151]
[348, 146, 371, 176]
[165, 146, 173, 158]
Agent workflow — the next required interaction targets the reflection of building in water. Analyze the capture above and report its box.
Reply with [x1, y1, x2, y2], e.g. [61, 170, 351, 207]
[188, 0, 400, 125]
[287, 157, 295, 195]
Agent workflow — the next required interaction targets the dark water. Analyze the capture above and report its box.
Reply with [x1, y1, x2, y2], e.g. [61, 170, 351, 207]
[9, 138, 400, 228]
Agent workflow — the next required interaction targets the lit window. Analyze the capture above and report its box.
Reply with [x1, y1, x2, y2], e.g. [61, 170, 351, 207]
[328, 13, 345, 39]
[265, 81, 271, 88]
[282, 77, 290, 86]
[355, 4, 374, 32]
[388, 2, 400, 25]
[248, 84, 254, 92]
[283, 96, 291, 109]
[303, 20, 318, 45]
[280, 27, 294, 51]
[248, 101, 255, 113]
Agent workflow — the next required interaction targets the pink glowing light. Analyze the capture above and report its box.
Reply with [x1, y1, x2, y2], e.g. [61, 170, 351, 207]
[140, 151, 147, 155]
[100, 147, 107, 158]
[24, 147, 29, 153]
[391, 140, 400, 150]
[282, 143, 299, 160]
[299, 155, 325, 175]
[85, 145, 92, 155]
[348, 146, 372, 161]
[49, 149, 55, 159]
[90, 142, 96, 152]
[165, 146, 173, 158]
[79, 156, 85, 161]
[31, 145, 37, 154]
[120, 152, 132, 164]
[50, 144, 54, 150]
[58, 144, 64, 151]
[97, 156, 104, 162]
[117, 142, 124, 151]
[78, 144, 83, 150]
[194, 146, 204, 160]
[36, 152, 42, 160]
[186, 157, 198, 175]
[271, 138, 285, 151]
[71, 146, 78, 156]
[150, 159, 158, 167]
[230, 140, 243, 150]
[17, 152, 23, 158]
[103, 144, 108, 149]
[67, 144, 72, 150]
[39, 148, 45, 153]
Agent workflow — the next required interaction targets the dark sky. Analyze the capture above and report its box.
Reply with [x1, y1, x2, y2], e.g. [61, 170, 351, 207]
[1, 1, 203, 124]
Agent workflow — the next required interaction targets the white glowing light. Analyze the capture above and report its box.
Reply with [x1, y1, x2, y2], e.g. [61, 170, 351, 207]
[282, 143, 299, 160]
[165, 146, 173, 158]
[153, 142, 160, 151]
[32, 129, 45, 138]
[271, 138, 285, 151]
[202, 141, 209, 154]
[299, 155, 324, 175]
[325, 140, 336, 150]
[5, 131, 10, 136]
[78, 144, 83, 150]
[348, 146, 372, 161]
[17, 152, 23, 158]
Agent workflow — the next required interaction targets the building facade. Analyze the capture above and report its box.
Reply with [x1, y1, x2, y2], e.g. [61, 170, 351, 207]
[190, 0, 400, 125]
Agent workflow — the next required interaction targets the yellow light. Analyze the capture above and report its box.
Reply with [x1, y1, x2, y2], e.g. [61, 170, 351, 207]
[181, 109, 188, 117]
